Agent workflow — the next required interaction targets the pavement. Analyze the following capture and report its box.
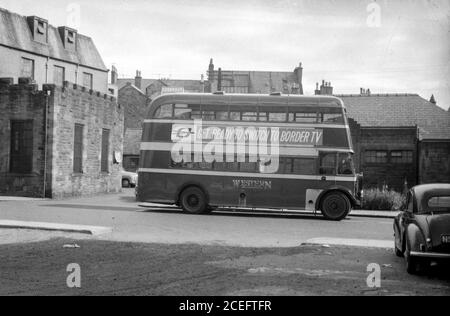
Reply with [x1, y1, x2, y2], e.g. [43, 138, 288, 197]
[0, 189, 396, 248]
[0, 220, 111, 235]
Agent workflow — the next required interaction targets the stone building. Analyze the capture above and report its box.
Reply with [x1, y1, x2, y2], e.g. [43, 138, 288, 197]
[0, 80, 124, 198]
[314, 82, 450, 191]
[206, 59, 304, 95]
[0, 7, 109, 93]
[0, 8, 124, 198]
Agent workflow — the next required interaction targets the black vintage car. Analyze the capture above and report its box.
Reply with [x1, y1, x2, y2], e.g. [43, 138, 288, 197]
[394, 184, 450, 274]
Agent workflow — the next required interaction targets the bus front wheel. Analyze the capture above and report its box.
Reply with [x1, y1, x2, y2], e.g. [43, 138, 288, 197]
[320, 192, 351, 221]
[180, 187, 209, 215]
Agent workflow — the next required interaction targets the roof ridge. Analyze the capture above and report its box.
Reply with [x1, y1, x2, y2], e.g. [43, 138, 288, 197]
[336, 93, 419, 97]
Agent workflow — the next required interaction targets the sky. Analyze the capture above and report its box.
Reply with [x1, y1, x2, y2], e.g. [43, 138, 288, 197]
[1, 0, 449, 109]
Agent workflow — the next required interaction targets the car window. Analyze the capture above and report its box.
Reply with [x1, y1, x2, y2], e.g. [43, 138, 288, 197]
[428, 196, 450, 213]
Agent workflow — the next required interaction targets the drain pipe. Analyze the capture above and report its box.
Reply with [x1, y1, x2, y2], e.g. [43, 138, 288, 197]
[43, 89, 50, 198]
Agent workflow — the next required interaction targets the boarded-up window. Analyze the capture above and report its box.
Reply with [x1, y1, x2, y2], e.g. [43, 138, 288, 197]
[101, 129, 110, 173]
[83, 72, 93, 90]
[73, 124, 84, 173]
[10, 120, 33, 174]
[21, 58, 35, 79]
[53, 66, 65, 86]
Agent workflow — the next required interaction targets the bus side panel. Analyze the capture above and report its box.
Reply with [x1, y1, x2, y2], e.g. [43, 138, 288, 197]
[137, 172, 170, 203]
[221, 177, 283, 209]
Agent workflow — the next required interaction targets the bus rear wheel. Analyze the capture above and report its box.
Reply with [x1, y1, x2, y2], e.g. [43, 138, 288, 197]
[320, 192, 351, 221]
[180, 187, 209, 215]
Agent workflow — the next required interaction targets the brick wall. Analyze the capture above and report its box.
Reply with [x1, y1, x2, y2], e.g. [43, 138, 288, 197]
[419, 141, 450, 184]
[118, 84, 149, 132]
[358, 127, 418, 191]
[0, 79, 47, 197]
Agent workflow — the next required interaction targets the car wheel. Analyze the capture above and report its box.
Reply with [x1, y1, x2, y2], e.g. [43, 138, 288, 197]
[122, 179, 130, 188]
[180, 187, 209, 215]
[405, 237, 421, 275]
[394, 225, 404, 257]
[320, 192, 351, 221]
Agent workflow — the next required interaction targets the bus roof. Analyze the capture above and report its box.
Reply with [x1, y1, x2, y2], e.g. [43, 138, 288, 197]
[147, 93, 345, 119]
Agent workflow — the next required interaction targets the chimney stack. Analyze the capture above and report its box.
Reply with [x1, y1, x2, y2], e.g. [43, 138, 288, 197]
[430, 94, 437, 105]
[217, 68, 222, 91]
[135, 70, 142, 90]
[293, 62, 304, 95]
[111, 65, 118, 85]
[208, 58, 215, 82]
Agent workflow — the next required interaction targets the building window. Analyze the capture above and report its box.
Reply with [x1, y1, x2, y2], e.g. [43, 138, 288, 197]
[391, 151, 413, 163]
[365, 150, 388, 163]
[101, 129, 110, 173]
[73, 124, 84, 173]
[21, 58, 35, 79]
[37, 21, 46, 34]
[10, 120, 33, 174]
[83, 72, 93, 90]
[53, 66, 65, 87]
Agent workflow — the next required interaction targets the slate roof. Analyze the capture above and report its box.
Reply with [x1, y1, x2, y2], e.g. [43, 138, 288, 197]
[117, 78, 203, 92]
[338, 94, 450, 140]
[124, 128, 142, 155]
[0, 7, 107, 71]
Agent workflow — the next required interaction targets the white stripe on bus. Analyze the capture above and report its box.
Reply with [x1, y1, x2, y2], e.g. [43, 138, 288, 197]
[143, 119, 349, 129]
[139, 142, 353, 155]
[138, 168, 357, 182]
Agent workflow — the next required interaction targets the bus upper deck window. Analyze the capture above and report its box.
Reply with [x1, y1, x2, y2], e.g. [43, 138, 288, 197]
[202, 111, 216, 121]
[174, 104, 191, 119]
[258, 112, 269, 122]
[215, 111, 229, 121]
[155, 104, 173, 119]
[230, 112, 241, 121]
[242, 112, 258, 121]
[321, 113, 344, 124]
[289, 112, 318, 123]
[269, 112, 287, 122]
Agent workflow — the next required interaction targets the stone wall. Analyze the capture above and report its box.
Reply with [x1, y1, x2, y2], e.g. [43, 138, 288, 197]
[0, 77, 124, 198]
[0, 78, 47, 197]
[46, 82, 124, 199]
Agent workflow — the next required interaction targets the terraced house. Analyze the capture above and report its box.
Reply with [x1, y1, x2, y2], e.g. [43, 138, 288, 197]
[0, 7, 124, 198]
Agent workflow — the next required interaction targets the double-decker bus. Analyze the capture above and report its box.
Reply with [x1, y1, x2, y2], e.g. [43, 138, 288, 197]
[137, 92, 362, 221]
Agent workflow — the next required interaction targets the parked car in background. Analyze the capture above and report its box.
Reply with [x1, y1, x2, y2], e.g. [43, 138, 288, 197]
[394, 184, 450, 274]
[121, 168, 138, 188]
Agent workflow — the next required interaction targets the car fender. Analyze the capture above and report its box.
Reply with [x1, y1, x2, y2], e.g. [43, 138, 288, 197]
[406, 224, 426, 253]
[394, 216, 405, 252]
[315, 185, 357, 210]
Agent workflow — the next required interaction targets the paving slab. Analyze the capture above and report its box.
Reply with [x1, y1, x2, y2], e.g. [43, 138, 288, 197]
[305, 237, 394, 249]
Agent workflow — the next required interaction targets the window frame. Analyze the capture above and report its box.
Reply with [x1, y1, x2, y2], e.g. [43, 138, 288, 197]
[21, 57, 35, 80]
[9, 120, 33, 174]
[73, 124, 84, 174]
[101, 128, 110, 173]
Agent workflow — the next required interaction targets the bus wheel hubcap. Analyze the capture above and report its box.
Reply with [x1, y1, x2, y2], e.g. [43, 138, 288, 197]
[187, 195, 199, 207]
[324, 195, 347, 216]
